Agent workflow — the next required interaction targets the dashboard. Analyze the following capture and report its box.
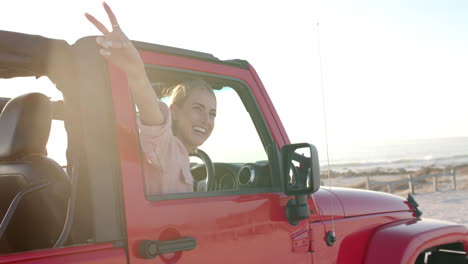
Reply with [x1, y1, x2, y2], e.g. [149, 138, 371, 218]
[190, 162, 271, 191]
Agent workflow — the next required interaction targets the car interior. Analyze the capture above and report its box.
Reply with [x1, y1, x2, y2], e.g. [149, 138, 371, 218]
[0, 93, 69, 254]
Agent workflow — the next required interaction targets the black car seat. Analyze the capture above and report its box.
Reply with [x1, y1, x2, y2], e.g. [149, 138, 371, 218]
[0, 93, 70, 253]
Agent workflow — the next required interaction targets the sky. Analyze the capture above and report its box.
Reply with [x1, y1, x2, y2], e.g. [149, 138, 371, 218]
[1, 0, 467, 162]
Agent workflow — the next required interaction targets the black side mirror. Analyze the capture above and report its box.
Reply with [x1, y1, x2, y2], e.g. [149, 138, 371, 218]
[282, 143, 320, 226]
[282, 143, 320, 196]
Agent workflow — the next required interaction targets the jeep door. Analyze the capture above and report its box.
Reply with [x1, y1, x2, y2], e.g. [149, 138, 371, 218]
[111, 43, 313, 264]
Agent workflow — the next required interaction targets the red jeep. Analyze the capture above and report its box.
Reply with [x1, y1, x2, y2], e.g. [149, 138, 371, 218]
[0, 30, 466, 264]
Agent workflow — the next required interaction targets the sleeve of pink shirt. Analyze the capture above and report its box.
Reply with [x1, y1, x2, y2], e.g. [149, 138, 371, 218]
[137, 101, 193, 195]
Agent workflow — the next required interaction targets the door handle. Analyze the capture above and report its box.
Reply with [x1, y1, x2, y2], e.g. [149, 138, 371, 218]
[138, 236, 197, 259]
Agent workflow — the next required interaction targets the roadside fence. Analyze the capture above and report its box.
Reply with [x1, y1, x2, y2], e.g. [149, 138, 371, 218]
[366, 169, 458, 194]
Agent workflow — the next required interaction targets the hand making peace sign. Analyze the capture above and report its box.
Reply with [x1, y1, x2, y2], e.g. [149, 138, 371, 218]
[85, 2, 145, 78]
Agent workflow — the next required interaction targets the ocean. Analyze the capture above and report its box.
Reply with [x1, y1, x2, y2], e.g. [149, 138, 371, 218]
[321, 137, 468, 172]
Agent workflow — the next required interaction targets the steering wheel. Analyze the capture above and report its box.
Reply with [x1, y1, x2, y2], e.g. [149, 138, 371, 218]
[189, 148, 216, 192]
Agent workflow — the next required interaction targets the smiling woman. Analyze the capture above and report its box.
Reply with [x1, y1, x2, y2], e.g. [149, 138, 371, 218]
[139, 77, 272, 197]
[84, 3, 224, 196]
[136, 63, 274, 198]
[137, 79, 218, 195]
[168, 79, 217, 153]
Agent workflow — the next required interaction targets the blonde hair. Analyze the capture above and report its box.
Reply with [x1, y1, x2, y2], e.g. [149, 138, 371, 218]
[170, 79, 215, 107]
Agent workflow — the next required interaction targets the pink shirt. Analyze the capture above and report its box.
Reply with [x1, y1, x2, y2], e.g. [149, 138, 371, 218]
[137, 101, 193, 195]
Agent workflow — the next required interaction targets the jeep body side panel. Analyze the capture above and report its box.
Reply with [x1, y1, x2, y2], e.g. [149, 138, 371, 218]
[309, 212, 413, 263]
[327, 187, 412, 217]
[364, 218, 468, 263]
[0, 243, 126, 264]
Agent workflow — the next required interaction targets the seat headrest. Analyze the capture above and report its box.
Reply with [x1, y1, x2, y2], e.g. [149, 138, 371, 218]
[0, 93, 52, 160]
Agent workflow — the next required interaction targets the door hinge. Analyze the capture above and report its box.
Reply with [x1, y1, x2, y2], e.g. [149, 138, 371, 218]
[291, 229, 310, 253]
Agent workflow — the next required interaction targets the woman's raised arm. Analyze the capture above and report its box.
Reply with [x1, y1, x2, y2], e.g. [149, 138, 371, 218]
[85, 2, 164, 126]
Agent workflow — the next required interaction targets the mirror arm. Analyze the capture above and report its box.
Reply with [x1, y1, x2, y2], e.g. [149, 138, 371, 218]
[285, 194, 310, 226]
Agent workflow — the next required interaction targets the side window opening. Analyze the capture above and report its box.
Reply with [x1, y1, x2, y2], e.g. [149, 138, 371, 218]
[190, 86, 271, 192]
[136, 69, 275, 200]
[199, 87, 268, 163]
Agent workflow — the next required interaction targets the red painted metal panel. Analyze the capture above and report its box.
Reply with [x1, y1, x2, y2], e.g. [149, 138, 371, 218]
[309, 212, 414, 264]
[311, 189, 345, 221]
[327, 187, 411, 217]
[127, 193, 311, 263]
[364, 218, 468, 264]
[0, 243, 126, 264]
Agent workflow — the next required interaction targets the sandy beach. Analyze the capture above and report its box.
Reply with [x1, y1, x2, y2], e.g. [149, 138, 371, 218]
[414, 190, 468, 226]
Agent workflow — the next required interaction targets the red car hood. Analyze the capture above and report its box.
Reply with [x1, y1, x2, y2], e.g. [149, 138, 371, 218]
[312, 187, 412, 219]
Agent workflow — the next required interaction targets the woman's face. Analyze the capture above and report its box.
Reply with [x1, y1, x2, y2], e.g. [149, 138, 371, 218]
[171, 89, 217, 152]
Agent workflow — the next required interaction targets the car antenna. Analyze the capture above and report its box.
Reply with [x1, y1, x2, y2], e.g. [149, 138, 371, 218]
[316, 20, 337, 247]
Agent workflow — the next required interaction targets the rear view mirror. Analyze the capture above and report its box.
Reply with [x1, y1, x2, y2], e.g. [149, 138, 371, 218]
[282, 143, 320, 196]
